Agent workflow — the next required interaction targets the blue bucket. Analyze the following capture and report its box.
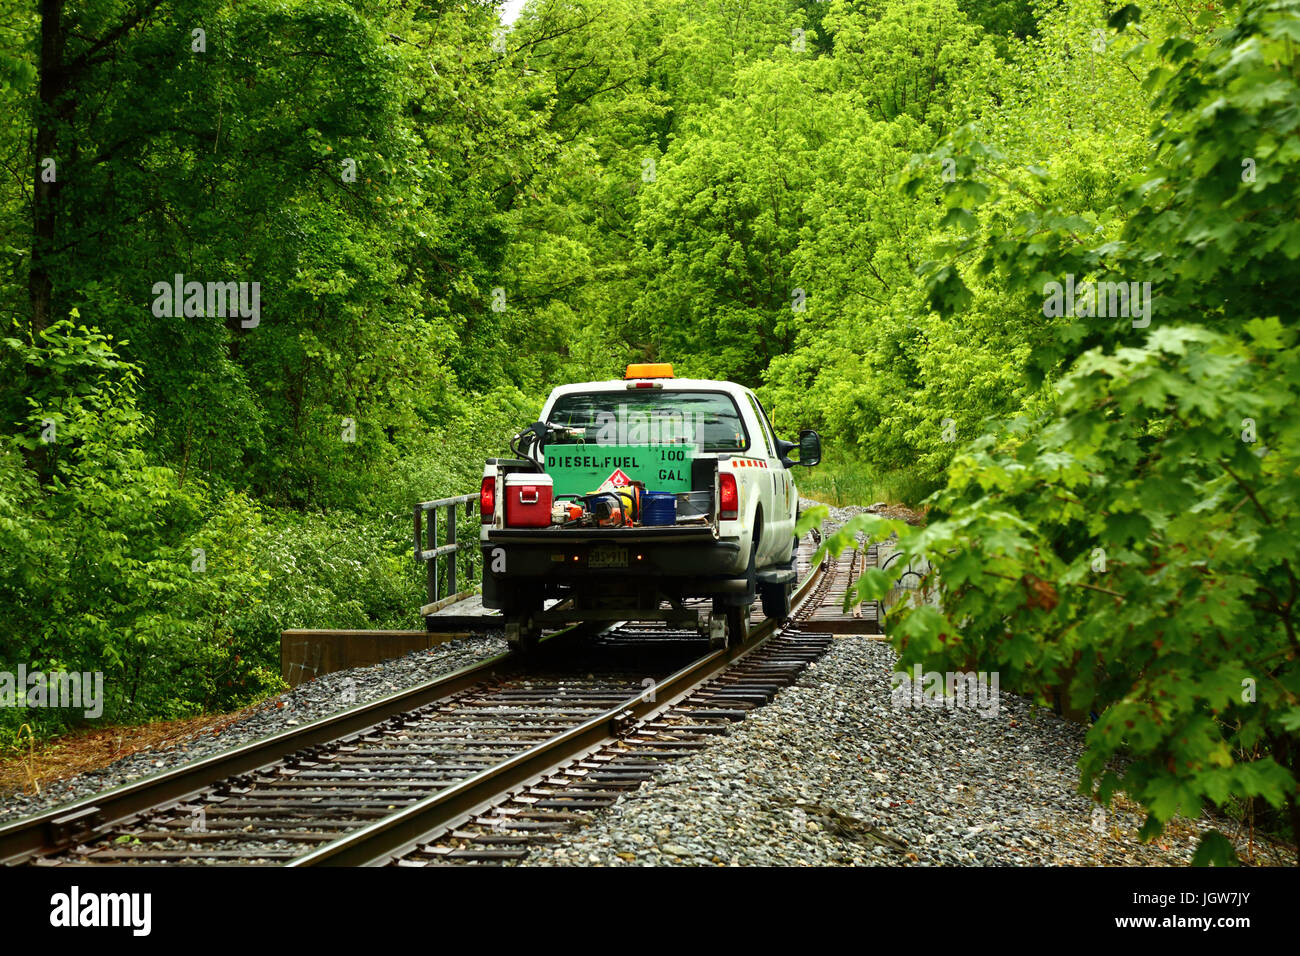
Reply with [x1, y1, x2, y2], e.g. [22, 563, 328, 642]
[642, 492, 676, 526]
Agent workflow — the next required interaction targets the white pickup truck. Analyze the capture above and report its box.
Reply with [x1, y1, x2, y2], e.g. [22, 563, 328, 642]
[478, 364, 821, 647]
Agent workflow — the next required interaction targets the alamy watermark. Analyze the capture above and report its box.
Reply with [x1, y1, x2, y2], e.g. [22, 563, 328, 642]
[50, 886, 151, 936]
[1042, 275, 1152, 329]
[151, 273, 260, 328]
[1, 665, 103, 719]
[550, 404, 706, 447]
[890, 664, 1000, 718]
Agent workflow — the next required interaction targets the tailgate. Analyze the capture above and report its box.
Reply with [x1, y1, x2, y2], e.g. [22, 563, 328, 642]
[486, 526, 716, 545]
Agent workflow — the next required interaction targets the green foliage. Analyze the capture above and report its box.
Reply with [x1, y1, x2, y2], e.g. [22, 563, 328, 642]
[1, 320, 209, 735]
[959, 0, 1038, 40]
[632, 52, 830, 383]
[820, 0, 1300, 863]
[2, 0, 553, 740]
[795, 448, 939, 508]
[0, 319, 520, 740]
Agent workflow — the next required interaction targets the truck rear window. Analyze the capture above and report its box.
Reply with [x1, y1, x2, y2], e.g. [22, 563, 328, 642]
[546, 390, 749, 453]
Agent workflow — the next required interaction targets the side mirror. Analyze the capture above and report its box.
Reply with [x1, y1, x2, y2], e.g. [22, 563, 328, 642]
[796, 429, 821, 467]
[780, 430, 821, 468]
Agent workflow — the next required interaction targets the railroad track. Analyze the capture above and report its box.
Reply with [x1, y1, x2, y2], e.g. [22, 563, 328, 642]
[1, 539, 858, 867]
[392, 630, 832, 865]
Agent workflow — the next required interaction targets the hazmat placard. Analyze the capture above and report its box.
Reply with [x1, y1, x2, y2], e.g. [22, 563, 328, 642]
[544, 445, 693, 496]
[597, 468, 633, 490]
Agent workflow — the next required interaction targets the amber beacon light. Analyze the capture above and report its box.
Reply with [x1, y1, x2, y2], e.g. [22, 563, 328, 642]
[624, 363, 674, 379]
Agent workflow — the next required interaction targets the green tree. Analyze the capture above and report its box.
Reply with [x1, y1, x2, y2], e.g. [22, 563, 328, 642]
[826, 0, 1300, 863]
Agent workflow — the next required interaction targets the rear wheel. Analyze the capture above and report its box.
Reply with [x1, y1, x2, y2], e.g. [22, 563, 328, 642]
[760, 578, 792, 622]
[709, 599, 750, 648]
[724, 604, 750, 647]
[714, 533, 758, 648]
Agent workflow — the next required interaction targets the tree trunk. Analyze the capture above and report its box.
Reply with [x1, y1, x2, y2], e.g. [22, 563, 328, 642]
[30, 0, 67, 335]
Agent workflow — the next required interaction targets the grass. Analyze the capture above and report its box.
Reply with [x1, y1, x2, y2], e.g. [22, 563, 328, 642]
[797, 451, 941, 509]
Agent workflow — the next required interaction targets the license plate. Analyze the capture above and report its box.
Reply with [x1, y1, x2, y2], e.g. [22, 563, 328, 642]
[588, 545, 628, 569]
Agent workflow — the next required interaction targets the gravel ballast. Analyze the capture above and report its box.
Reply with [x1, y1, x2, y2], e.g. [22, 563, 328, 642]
[0, 634, 506, 823]
[521, 635, 1286, 867]
[512, 500, 1285, 866]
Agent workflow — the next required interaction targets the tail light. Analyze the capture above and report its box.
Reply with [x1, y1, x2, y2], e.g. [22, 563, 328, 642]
[480, 476, 495, 523]
[719, 473, 738, 521]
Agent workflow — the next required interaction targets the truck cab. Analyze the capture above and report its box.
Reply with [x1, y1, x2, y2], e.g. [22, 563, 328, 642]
[479, 364, 821, 647]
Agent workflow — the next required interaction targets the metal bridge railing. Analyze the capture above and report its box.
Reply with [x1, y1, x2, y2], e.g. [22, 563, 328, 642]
[413, 493, 478, 613]
[879, 543, 936, 611]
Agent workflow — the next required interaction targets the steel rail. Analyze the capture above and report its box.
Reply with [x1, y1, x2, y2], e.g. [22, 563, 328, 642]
[0, 627, 587, 865]
[1, 540, 826, 867]
[290, 556, 826, 867]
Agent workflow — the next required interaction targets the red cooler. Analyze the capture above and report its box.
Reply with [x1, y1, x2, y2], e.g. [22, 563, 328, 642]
[504, 473, 554, 527]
